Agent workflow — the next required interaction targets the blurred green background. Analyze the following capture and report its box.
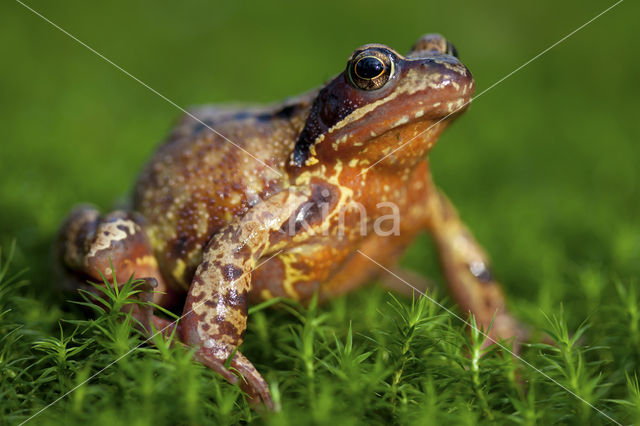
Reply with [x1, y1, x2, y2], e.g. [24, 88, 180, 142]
[1, 0, 637, 317]
[1, 0, 639, 423]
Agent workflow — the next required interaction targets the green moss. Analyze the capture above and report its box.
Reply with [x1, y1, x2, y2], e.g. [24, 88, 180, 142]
[0, 244, 638, 425]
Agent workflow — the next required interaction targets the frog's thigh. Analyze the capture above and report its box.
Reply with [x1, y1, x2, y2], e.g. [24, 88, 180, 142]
[57, 204, 176, 307]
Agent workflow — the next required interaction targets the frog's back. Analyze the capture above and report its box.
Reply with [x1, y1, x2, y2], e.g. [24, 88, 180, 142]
[133, 97, 313, 289]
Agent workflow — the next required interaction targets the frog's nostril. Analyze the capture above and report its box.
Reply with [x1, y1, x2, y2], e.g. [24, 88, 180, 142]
[420, 58, 435, 67]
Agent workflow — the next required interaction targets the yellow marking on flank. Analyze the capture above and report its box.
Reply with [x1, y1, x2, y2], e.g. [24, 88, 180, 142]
[172, 258, 186, 282]
[135, 255, 158, 267]
[279, 253, 302, 299]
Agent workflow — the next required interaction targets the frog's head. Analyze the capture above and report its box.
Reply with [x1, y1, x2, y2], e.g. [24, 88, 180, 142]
[290, 34, 475, 172]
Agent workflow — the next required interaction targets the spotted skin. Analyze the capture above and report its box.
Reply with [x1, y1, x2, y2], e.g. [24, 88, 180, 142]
[56, 205, 180, 331]
[57, 34, 525, 409]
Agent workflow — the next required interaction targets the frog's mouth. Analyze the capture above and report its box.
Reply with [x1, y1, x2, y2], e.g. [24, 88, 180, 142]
[341, 53, 474, 133]
[305, 64, 474, 167]
[331, 69, 474, 148]
[291, 36, 475, 168]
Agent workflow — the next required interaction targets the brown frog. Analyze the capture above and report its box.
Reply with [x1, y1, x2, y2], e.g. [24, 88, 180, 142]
[57, 34, 523, 409]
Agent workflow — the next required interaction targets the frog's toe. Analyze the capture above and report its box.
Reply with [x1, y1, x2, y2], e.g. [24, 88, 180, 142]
[484, 313, 530, 354]
[193, 349, 240, 385]
[193, 347, 274, 410]
[229, 352, 275, 410]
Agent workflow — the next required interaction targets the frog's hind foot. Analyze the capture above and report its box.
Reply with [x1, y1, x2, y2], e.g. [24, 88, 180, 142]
[57, 204, 180, 340]
[131, 276, 181, 340]
[135, 277, 157, 331]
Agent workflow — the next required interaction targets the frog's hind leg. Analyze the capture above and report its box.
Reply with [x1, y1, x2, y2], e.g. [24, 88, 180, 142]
[57, 204, 179, 336]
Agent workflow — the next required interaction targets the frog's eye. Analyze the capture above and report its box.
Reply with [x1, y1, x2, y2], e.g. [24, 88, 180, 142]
[347, 49, 394, 91]
[446, 41, 459, 58]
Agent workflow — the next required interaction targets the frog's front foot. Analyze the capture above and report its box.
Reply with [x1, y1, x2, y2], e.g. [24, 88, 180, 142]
[485, 312, 530, 354]
[180, 312, 274, 409]
[228, 351, 273, 409]
[193, 344, 274, 409]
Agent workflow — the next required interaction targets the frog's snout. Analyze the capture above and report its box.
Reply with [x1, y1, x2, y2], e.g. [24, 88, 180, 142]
[400, 53, 475, 121]
[420, 56, 474, 88]
[407, 33, 475, 107]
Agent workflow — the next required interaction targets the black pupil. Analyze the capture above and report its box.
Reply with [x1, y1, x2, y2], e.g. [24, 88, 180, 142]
[355, 56, 384, 79]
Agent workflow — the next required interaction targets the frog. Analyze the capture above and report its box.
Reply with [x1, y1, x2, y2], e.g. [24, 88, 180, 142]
[57, 34, 524, 409]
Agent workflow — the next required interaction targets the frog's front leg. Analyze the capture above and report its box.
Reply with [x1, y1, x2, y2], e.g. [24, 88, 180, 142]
[180, 189, 309, 409]
[424, 186, 526, 350]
